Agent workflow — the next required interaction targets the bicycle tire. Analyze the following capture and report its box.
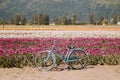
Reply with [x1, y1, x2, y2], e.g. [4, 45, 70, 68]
[68, 49, 88, 69]
[35, 50, 56, 71]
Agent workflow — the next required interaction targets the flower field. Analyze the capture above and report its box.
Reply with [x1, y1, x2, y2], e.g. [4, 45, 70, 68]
[0, 37, 120, 67]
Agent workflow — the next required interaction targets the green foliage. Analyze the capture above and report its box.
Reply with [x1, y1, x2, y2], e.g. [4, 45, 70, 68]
[21, 16, 27, 25]
[32, 13, 49, 25]
[10, 14, 27, 25]
[71, 14, 77, 25]
[111, 15, 120, 24]
[98, 16, 108, 25]
[0, 54, 120, 68]
[0, 19, 3, 24]
[42, 14, 49, 25]
[88, 15, 96, 24]
[60, 15, 68, 25]
[10, 17, 14, 24]
[14, 14, 21, 25]
[0, 53, 35, 68]
[88, 55, 120, 65]
[0, 0, 120, 22]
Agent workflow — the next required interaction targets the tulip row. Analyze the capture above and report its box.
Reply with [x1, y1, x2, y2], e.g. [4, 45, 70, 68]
[0, 38, 120, 56]
[0, 37, 120, 67]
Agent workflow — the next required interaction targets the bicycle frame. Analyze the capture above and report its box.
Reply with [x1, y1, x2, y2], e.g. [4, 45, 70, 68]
[46, 41, 77, 65]
[55, 49, 72, 63]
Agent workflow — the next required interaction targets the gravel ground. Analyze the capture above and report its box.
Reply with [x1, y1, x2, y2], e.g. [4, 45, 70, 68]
[0, 65, 120, 80]
[0, 30, 120, 38]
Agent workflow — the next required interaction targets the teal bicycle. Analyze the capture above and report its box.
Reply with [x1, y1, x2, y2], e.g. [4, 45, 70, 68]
[35, 41, 88, 71]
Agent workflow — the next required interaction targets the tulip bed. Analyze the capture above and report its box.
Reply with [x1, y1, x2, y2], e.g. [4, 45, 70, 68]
[0, 38, 120, 67]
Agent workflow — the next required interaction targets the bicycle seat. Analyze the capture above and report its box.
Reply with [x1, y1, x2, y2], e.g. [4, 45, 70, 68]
[67, 45, 75, 49]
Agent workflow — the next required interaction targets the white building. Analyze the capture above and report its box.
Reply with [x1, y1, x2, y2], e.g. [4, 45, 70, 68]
[117, 22, 120, 25]
[49, 23, 55, 25]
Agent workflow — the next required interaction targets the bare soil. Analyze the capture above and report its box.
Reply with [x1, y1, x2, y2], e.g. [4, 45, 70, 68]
[0, 25, 120, 38]
[0, 25, 120, 31]
[0, 65, 120, 80]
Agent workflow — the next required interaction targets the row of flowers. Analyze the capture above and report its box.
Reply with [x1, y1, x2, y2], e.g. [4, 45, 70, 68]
[0, 38, 120, 56]
[0, 37, 120, 67]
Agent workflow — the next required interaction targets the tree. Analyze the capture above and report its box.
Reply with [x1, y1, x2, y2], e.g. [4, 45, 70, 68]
[14, 14, 21, 25]
[21, 16, 27, 25]
[32, 13, 49, 25]
[10, 17, 14, 24]
[98, 16, 104, 25]
[88, 15, 96, 24]
[71, 14, 77, 25]
[37, 14, 42, 25]
[0, 19, 5, 28]
[116, 15, 120, 22]
[10, 15, 27, 25]
[54, 18, 61, 25]
[0, 19, 2, 24]
[32, 15, 37, 25]
[98, 16, 108, 25]
[60, 15, 68, 25]
[67, 19, 72, 25]
[112, 16, 117, 24]
[42, 13, 49, 25]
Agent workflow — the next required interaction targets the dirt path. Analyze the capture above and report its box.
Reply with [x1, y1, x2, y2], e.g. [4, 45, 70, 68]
[0, 65, 120, 80]
[0, 25, 120, 31]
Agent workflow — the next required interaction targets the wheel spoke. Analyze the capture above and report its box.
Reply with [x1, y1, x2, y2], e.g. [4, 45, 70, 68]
[35, 51, 55, 71]
[68, 50, 88, 69]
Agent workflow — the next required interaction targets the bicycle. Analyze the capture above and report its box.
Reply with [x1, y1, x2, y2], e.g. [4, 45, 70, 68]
[35, 40, 88, 71]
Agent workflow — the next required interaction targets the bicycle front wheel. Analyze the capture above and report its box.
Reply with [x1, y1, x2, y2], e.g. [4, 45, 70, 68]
[68, 49, 88, 69]
[35, 50, 56, 71]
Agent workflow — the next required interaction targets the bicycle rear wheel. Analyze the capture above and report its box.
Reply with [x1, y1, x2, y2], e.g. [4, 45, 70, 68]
[68, 49, 88, 69]
[35, 50, 56, 71]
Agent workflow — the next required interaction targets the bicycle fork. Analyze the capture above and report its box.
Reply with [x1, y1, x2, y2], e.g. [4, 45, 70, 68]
[44, 51, 56, 65]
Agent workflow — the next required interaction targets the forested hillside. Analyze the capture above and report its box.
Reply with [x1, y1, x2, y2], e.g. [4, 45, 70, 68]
[0, 0, 120, 21]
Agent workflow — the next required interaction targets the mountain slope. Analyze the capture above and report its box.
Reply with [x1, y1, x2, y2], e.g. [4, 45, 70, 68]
[0, 0, 120, 20]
